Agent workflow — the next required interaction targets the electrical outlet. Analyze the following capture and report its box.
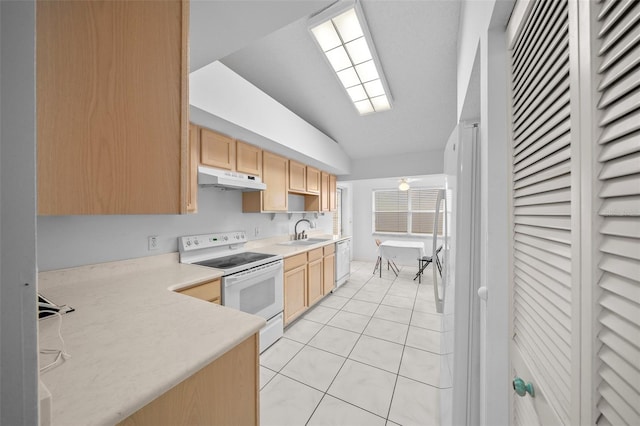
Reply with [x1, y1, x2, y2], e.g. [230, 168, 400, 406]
[254, 226, 260, 236]
[148, 236, 159, 251]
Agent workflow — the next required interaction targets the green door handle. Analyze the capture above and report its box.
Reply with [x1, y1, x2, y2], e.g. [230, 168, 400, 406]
[513, 377, 535, 397]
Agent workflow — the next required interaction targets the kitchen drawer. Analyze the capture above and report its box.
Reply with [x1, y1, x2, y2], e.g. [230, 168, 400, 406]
[307, 248, 323, 262]
[323, 244, 336, 256]
[177, 279, 221, 304]
[285, 253, 307, 271]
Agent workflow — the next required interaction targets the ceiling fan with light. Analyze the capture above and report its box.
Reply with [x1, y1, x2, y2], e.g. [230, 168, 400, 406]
[397, 177, 421, 191]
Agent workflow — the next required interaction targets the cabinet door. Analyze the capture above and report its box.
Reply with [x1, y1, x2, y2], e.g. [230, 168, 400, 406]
[236, 140, 262, 177]
[177, 279, 221, 304]
[320, 172, 330, 211]
[284, 265, 307, 324]
[329, 174, 337, 211]
[262, 152, 289, 211]
[307, 258, 323, 307]
[306, 167, 320, 194]
[323, 253, 335, 295]
[187, 123, 200, 213]
[37, 0, 189, 215]
[289, 160, 306, 192]
[200, 128, 235, 170]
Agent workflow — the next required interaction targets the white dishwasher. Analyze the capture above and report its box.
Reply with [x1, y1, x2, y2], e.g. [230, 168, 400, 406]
[335, 238, 351, 287]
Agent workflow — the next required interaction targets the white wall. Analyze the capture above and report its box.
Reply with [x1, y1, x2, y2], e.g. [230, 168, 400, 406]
[37, 188, 334, 271]
[342, 149, 445, 181]
[347, 175, 445, 266]
[190, 61, 351, 176]
[1, 0, 39, 423]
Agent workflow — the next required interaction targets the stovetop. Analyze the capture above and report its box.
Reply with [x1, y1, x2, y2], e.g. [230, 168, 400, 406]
[178, 231, 283, 275]
[195, 252, 276, 270]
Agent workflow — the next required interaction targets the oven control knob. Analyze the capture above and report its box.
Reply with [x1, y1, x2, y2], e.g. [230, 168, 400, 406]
[223, 236, 228, 241]
[186, 240, 191, 246]
[194, 239, 199, 245]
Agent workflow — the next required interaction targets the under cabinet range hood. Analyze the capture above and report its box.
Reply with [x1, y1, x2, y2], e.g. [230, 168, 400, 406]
[198, 166, 266, 191]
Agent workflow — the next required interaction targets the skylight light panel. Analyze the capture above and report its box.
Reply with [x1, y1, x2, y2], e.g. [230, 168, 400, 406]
[345, 37, 372, 64]
[325, 46, 351, 72]
[309, 1, 392, 115]
[337, 67, 360, 88]
[333, 8, 363, 42]
[311, 21, 341, 51]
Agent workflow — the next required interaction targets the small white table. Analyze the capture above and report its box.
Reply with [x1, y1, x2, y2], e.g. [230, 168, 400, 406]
[377, 240, 426, 278]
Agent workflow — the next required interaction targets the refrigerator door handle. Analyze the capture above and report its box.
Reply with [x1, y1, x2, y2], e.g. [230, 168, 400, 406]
[433, 188, 445, 313]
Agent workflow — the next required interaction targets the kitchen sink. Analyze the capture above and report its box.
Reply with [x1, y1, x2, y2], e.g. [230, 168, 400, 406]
[279, 238, 331, 246]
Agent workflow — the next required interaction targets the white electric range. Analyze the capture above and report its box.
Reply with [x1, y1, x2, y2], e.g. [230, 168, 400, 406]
[178, 231, 283, 353]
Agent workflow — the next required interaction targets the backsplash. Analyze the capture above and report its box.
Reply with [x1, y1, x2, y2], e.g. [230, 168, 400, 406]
[37, 186, 333, 271]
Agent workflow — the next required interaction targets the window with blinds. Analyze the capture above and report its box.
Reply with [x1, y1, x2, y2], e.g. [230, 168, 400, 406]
[372, 188, 442, 235]
[595, 1, 640, 425]
[509, 0, 573, 424]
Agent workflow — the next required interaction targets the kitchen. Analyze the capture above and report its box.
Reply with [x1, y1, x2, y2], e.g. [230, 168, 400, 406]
[3, 0, 637, 425]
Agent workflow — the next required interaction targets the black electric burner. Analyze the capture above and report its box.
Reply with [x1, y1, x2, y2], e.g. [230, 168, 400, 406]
[195, 252, 277, 270]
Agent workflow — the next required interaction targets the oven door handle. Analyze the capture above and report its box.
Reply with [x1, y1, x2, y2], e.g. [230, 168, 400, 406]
[224, 260, 283, 287]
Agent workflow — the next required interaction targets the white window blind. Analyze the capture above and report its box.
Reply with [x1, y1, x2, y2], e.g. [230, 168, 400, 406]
[595, 1, 640, 424]
[372, 188, 442, 235]
[509, 0, 573, 424]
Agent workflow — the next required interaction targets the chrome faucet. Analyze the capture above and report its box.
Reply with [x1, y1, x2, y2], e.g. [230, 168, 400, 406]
[294, 219, 313, 240]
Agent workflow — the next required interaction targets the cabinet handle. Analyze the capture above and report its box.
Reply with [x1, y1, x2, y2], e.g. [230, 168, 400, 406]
[513, 377, 535, 397]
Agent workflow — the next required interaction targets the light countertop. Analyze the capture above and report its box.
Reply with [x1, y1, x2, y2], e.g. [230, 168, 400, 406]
[38, 253, 265, 426]
[246, 233, 352, 257]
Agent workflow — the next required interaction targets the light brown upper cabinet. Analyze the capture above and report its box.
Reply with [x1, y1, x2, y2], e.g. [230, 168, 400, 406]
[200, 129, 235, 171]
[320, 172, 331, 212]
[236, 140, 262, 177]
[37, 0, 189, 215]
[306, 167, 321, 194]
[329, 174, 337, 212]
[187, 123, 200, 213]
[289, 160, 307, 193]
[243, 151, 288, 212]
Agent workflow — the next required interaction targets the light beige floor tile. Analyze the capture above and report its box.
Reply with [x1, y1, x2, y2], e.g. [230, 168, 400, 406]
[260, 337, 304, 371]
[353, 289, 386, 303]
[381, 294, 415, 310]
[308, 325, 360, 357]
[406, 326, 441, 354]
[349, 335, 404, 374]
[333, 285, 358, 298]
[260, 374, 323, 426]
[327, 310, 371, 333]
[387, 283, 419, 298]
[319, 294, 350, 310]
[328, 360, 397, 418]
[363, 317, 409, 344]
[399, 346, 441, 387]
[281, 346, 346, 391]
[413, 297, 439, 314]
[388, 376, 440, 426]
[342, 298, 379, 316]
[410, 311, 442, 331]
[303, 305, 339, 324]
[260, 366, 276, 390]
[284, 319, 324, 344]
[308, 395, 386, 426]
[373, 304, 413, 325]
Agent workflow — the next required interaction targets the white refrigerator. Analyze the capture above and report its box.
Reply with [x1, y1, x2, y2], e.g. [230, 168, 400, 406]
[437, 124, 482, 426]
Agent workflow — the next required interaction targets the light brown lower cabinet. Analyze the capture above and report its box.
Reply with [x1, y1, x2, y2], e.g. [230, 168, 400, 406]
[118, 333, 259, 426]
[323, 249, 336, 295]
[307, 248, 324, 307]
[284, 264, 307, 324]
[176, 279, 221, 304]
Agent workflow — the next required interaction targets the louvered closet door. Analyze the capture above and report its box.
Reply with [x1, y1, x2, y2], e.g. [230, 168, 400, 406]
[595, 1, 640, 424]
[508, 0, 572, 424]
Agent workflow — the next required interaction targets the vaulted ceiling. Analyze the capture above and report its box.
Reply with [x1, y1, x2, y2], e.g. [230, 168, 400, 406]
[190, 0, 461, 164]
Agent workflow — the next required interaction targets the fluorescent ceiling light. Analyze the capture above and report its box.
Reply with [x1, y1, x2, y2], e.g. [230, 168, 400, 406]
[310, 2, 392, 115]
[398, 179, 410, 191]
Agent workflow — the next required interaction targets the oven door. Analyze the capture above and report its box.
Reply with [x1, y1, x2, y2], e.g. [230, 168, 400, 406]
[222, 260, 283, 320]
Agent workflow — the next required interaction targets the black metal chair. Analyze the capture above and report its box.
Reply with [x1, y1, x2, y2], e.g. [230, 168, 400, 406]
[414, 245, 443, 283]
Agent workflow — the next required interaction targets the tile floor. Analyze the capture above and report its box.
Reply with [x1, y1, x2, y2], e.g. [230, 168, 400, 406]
[260, 260, 448, 426]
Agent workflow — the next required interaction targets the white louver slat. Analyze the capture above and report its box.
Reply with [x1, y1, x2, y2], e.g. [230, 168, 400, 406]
[596, 1, 640, 424]
[509, 0, 572, 423]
